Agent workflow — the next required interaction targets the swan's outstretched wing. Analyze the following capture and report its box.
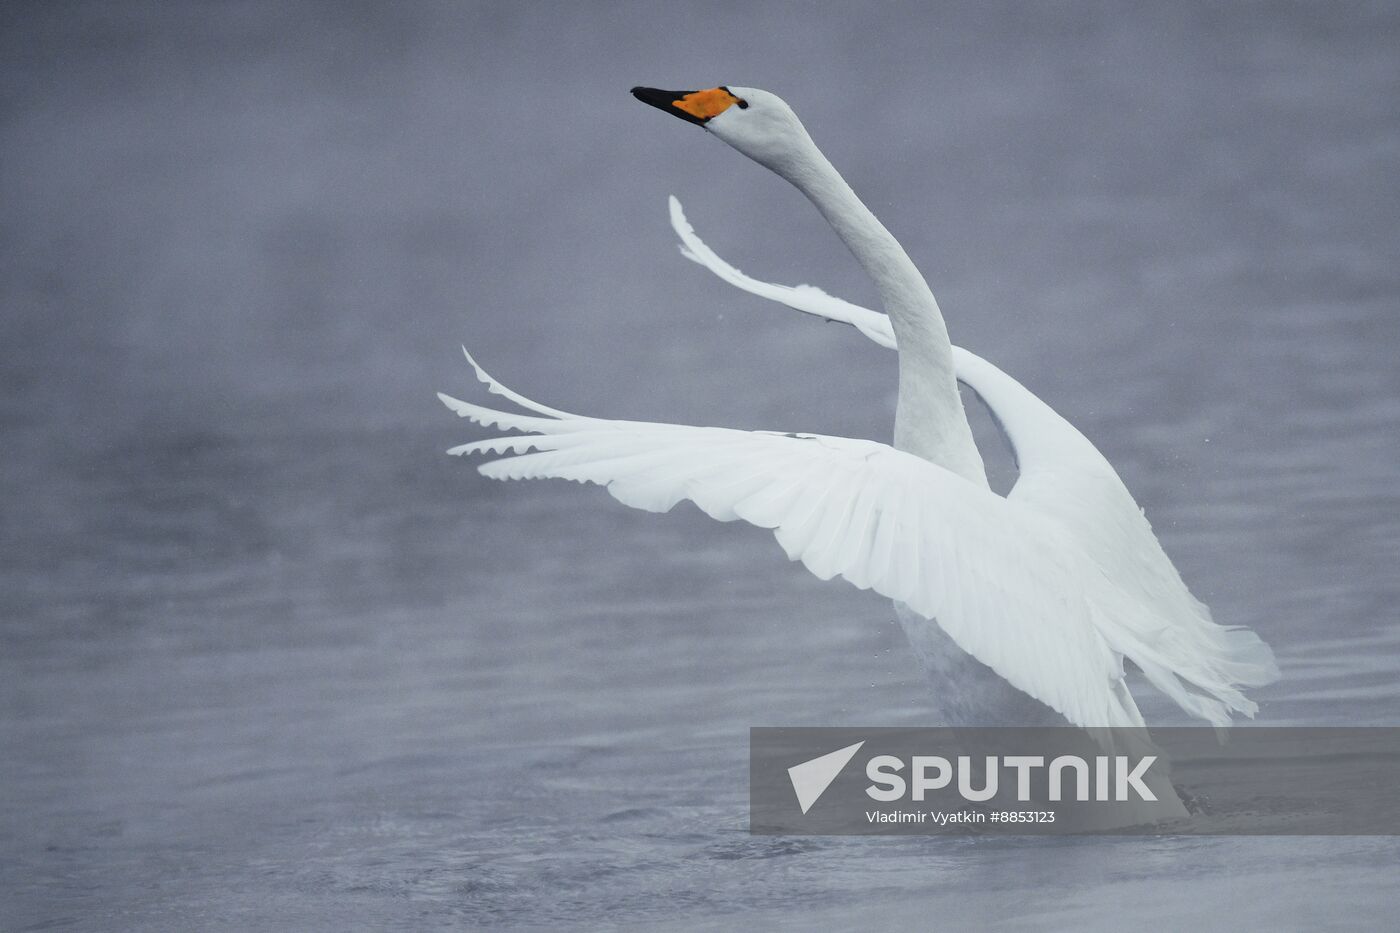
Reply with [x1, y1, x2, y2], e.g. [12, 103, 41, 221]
[945, 351, 1279, 723]
[443, 349, 1276, 728]
[441, 350, 1140, 728]
[667, 199, 1280, 715]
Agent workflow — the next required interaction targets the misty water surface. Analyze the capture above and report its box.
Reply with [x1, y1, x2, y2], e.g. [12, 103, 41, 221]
[3, 2, 1399, 930]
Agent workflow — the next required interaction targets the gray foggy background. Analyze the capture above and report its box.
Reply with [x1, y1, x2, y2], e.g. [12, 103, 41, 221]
[3, 1, 1399, 930]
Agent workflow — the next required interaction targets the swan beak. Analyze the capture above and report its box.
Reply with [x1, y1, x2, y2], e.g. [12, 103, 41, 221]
[631, 86, 745, 126]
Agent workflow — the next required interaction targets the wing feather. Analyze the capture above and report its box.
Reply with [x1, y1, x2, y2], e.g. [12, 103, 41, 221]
[664, 200, 1280, 724]
[442, 362, 1151, 728]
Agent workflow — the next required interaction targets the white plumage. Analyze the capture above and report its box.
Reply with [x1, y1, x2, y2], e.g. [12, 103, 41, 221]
[441, 85, 1277, 735]
[666, 197, 1279, 727]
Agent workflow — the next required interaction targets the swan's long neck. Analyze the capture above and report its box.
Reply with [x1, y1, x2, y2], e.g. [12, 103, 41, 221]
[771, 140, 988, 487]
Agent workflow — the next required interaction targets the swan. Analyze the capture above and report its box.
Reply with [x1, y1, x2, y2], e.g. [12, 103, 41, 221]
[440, 85, 1278, 735]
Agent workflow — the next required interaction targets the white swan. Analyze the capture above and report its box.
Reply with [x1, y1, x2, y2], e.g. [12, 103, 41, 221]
[440, 86, 1278, 732]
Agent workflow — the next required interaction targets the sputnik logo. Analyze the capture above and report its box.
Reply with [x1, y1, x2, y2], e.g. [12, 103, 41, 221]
[787, 741, 865, 814]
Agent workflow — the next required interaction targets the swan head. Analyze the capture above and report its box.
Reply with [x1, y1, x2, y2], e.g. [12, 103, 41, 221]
[630, 85, 815, 175]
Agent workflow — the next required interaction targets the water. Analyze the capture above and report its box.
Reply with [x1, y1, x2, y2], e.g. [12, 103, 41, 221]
[3, 2, 1400, 929]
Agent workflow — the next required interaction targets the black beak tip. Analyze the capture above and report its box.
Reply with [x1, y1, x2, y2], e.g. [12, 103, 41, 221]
[630, 86, 674, 106]
[630, 86, 705, 125]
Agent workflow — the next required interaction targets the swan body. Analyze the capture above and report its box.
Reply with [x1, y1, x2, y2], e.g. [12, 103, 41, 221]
[441, 86, 1278, 733]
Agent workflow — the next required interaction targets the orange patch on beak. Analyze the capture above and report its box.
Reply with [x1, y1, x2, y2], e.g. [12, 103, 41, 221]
[672, 87, 741, 121]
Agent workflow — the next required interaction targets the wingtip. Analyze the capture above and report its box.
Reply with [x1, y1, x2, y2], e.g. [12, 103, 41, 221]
[668, 195, 690, 233]
[460, 345, 492, 386]
[447, 344, 574, 420]
[437, 391, 469, 415]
